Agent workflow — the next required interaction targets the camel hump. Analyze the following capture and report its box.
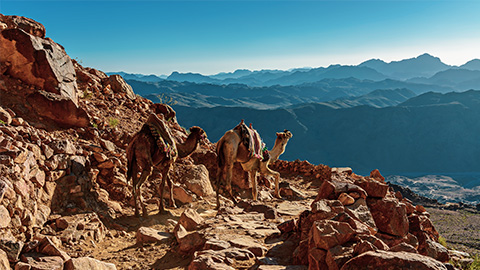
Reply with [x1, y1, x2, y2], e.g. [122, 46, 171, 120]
[233, 120, 267, 161]
[145, 113, 177, 159]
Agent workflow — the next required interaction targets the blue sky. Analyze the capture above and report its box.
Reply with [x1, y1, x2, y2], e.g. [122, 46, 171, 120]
[2, 0, 480, 75]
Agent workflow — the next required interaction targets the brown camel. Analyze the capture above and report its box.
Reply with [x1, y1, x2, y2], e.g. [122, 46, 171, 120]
[126, 113, 206, 216]
[215, 121, 293, 208]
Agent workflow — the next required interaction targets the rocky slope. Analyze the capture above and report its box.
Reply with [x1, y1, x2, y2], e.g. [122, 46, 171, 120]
[0, 14, 476, 270]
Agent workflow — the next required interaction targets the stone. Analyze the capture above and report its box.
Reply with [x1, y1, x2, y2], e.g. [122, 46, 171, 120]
[389, 243, 418, 253]
[135, 227, 171, 245]
[175, 224, 206, 254]
[308, 248, 327, 270]
[250, 203, 278, 219]
[367, 197, 409, 237]
[19, 254, 63, 270]
[341, 250, 448, 270]
[92, 152, 108, 163]
[354, 177, 389, 198]
[326, 244, 354, 270]
[309, 220, 356, 250]
[0, 205, 11, 228]
[0, 239, 23, 262]
[369, 169, 385, 182]
[178, 209, 204, 231]
[228, 237, 267, 257]
[424, 239, 449, 263]
[0, 15, 46, 38]
[315, 179, 367, 202]
[204, 238, 231, 251]
[180, 164, 214, 197]
[64, 257, 117, 270]
[344, 198, 377, 232]
[38, 237, 70, 262]
[0, 107, 12, 125]
[0, 249, 9, 270]
[103, 75, 135, 100]
[49, 139, 76, 155]
[338, 193, 355, 206]
[278, 219, 297, 234]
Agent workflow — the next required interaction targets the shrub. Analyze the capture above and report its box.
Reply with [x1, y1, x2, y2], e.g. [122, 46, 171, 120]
[438, 236, 448, 248]
[108, 118, 119, 128]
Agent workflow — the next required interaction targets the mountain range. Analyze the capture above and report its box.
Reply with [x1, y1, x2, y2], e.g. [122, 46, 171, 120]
[110, 54, 480, 191]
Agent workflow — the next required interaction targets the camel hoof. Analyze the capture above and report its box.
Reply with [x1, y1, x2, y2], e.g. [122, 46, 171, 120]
[158, 208, 168, 215]
[274, 193, 281, 199]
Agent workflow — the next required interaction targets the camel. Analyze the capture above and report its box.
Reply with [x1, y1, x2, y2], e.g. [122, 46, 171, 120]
[215, 120, 293, 208]
[126, 112, 206, 217]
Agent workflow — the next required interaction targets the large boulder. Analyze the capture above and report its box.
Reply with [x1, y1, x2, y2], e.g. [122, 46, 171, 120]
[367, 196, 409, 237]
[0, 28, 78, 104]
[103, 75, 135, 100]
[340, 250, 448, 270]
[0, 14, 46, 38]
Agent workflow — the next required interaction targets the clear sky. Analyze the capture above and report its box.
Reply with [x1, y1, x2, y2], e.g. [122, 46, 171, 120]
[2, 0, 480, 75]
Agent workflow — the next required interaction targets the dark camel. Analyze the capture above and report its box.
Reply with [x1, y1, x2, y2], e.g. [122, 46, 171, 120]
[215, 121, 292, 208]
[126, 113, 206, 216]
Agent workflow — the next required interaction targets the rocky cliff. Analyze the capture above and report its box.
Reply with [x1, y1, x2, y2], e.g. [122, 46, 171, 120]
[0, 14, 472, 270]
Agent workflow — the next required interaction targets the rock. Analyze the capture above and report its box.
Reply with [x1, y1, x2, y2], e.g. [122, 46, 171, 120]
[181, 164, 215, 197]
[26, 91, 90, 128]
[103, 75, 135, 100]
[367, 196, 409, 237]
[135, 227, 171, 245]
[309, 220, 356, 250]
[0, 249, 9, 270]
[0, 205, 11, 228]
[188, 250, 235, 270]
[278, 219, 297, 234]
[308, 248, 327, 270]
[354, 177, 389, 198]
[344, 198, 377, 233]
[0, 107, 12, 125]
[49, 139, 76, 155]
[250, 203, 278, 219]
[204, 238, 231, 251]
[178, 209, 204, 231]
[424, 239, 449, 263]
[175, 224, 206, 254]
[228, 237, 267, 257]
[0, 15, 46, 38]
[369, 169, 385, 182]
[19, 254, 64, 270]
[338, 193, 355, 206]
[326, 244, 354, 270]
[0, 239, 23, 262]
[341, 250, 448, 270]
[315, 179, 367, 202]
[64, 257, 117, 270]
[389, 243, 418, 253]
[38, 236, 70, 261]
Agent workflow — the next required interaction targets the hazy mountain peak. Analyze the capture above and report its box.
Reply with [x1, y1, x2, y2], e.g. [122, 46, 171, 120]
[460, 59, 480, 71]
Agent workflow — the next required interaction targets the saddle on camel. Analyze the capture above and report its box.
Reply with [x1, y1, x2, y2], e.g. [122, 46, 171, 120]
[234, 120, 270, 162]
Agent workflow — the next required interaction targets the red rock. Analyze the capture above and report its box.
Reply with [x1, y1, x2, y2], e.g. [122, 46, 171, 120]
[326, 244, 354, 270]
[178, 209, 204, 231]
[64, 257, 117, 270]
[175, 224, 206, 253]
[423, 239, 449, 263]
[0, 15, 46, 38]
[354, 177, 389, 198]
[309, 220, 356, 250]
[135, 227, 171, 245]
[204, 238, 231, 251]
[344, 198, 377, 233]
[38, 236, 70, 261]
[292, 240, 309, 265]
[103, 75, 135, 100]
[340, 250, 448, 270]
[367, 197, 409, 237]
[369, 169, 385, 182]
[389, 243, 418, 253]
[278, 219, 297, 234]
[308, 248, 328, 270]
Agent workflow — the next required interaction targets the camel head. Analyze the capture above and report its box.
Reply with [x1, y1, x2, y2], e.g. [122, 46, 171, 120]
[276, 129, 293, 141]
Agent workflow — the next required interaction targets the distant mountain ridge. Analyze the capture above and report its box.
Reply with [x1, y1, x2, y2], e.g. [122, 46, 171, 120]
[110, 53, 480, 87]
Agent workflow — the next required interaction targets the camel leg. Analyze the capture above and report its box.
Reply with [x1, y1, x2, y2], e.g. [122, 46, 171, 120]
[249, 170, 259, 201]
[135, 166, 153, 217]
[158, 168, 167, 214]
[215, 166, 223, 210]
[165, 166, 176, 209]
[273, 171, 281, 198]
[225, 163, 237, 204]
